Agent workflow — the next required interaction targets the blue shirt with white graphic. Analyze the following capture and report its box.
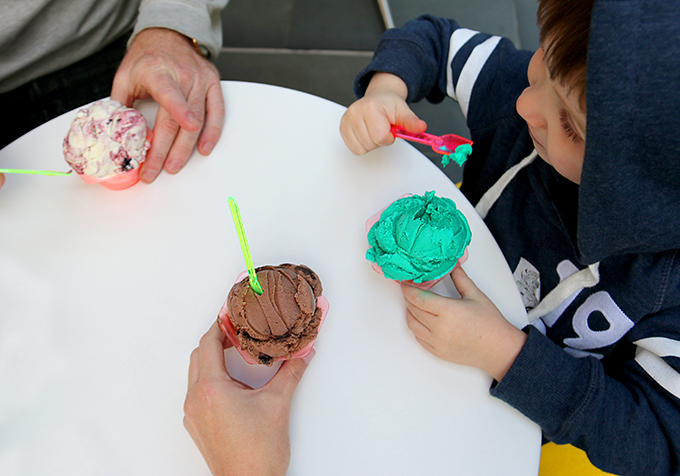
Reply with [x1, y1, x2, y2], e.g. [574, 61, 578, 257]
[354, 5, 680, 475]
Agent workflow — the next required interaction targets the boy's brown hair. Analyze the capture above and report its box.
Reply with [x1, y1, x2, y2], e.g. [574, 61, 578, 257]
[537, 0, 595, 109]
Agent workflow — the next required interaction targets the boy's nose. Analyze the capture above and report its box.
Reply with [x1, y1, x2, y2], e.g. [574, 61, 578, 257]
[516, 87, 546, 129]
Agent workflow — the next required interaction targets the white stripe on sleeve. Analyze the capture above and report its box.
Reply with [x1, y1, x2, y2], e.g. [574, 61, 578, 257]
[634, 337, 680, 399]
[447, 28, 479, 99]
[452, 36, 502, 119]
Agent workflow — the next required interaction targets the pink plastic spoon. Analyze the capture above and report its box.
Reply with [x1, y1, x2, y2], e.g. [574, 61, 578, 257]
[390, 125, 472, 154]
[391, 125, 473, 167]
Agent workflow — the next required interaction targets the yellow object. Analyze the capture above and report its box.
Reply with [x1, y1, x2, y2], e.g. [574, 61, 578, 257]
[539, 442, 618, 475]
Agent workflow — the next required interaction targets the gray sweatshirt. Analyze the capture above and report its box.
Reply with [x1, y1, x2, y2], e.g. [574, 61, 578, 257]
[0, 0, 228, 93]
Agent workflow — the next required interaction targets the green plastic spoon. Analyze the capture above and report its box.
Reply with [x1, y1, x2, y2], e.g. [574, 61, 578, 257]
[0, 168, 72, 176]
[228, 195, 263, 295]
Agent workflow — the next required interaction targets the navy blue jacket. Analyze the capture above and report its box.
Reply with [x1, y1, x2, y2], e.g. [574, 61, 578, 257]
[354, 2, 680, 474]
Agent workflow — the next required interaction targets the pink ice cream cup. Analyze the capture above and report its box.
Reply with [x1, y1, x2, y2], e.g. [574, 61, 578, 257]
[76, 166, 141, 191]
[218, 270, 329, 365]
[63, 99, 150, 191]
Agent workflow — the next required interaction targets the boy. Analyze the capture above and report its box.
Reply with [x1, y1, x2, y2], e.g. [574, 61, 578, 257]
[340, 0, 680, 474]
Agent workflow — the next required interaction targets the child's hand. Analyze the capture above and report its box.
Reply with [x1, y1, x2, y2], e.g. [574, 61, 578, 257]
[340, 72, 427, 155]
[401, 266, 527, 382]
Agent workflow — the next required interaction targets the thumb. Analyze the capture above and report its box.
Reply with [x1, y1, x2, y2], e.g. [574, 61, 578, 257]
[110, 67, 136, 108]
[395, 106, 427, 133]
[265, 348, 315, 399]
[450, 265, 480, 299]
[109, 61, 154, 108]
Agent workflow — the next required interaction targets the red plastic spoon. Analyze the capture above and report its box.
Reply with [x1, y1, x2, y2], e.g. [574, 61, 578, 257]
[390, 125, 472, 154]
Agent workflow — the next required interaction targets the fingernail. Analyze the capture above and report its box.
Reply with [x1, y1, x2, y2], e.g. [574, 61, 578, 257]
[166, 160, 181, 174]
[141, 171, 155, 183]
[201, 142, 213, 154]
[302, 348, 316, 365]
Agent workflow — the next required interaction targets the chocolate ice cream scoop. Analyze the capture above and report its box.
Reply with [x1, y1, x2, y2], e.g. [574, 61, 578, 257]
[225, 263, 325, 365]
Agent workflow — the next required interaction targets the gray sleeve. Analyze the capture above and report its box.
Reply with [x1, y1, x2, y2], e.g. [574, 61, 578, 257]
[130, 0, 229, 59]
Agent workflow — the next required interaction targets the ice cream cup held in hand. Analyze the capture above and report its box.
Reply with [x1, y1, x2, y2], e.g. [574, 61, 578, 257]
[63, 99, 150, 191]
[218, 271, 329, 365]
[365, 193, 471, 289]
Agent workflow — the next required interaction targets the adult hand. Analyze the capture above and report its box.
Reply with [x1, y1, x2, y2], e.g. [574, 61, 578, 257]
[339, 72, 427, 155]
[111, 28, 225, 183]
[184, 321, 315, 476]
[401, 266, 527, 381]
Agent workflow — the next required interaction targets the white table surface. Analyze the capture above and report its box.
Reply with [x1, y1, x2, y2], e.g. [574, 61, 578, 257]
[0, 81, 540, 476]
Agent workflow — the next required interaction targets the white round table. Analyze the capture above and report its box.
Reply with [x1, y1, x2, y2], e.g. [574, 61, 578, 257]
[0, 81, 540, 476]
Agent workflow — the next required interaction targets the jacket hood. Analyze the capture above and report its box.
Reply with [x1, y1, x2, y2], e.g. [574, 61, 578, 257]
[578, 0, 680, 263]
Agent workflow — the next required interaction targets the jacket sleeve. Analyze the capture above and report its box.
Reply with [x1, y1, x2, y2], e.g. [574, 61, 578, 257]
[131, 0, 229, 59]
[492, 321, 680, 476]
[353, 14, 532, 131]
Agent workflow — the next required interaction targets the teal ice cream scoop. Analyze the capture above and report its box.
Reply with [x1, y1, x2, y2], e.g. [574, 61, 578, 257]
[366, 191, 471, 284]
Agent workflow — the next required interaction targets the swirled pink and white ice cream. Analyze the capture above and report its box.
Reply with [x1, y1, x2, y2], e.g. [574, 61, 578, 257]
[63, 99, 149, 180]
